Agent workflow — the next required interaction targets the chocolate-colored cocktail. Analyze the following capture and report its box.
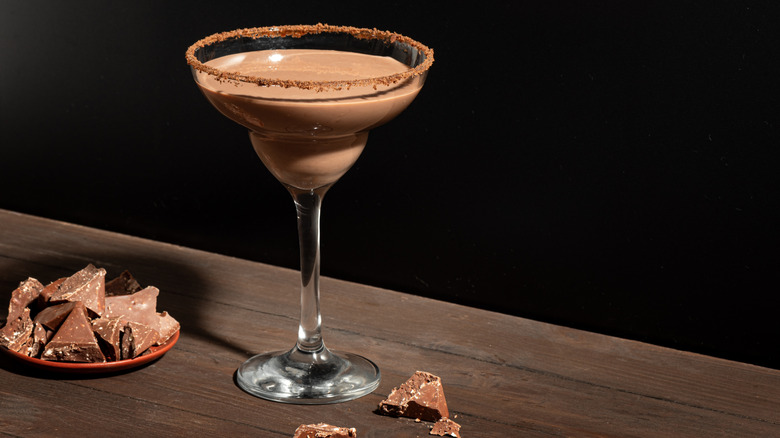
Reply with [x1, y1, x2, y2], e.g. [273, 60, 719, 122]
[186, 24, 433, 404]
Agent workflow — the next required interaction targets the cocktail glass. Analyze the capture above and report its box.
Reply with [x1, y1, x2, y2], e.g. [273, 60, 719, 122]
[186, 24, 433, 404]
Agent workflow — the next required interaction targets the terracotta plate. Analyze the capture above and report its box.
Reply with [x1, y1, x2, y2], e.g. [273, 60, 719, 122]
[0, 330, 179, 374]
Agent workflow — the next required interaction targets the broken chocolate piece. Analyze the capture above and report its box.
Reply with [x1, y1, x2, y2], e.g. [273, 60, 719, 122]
[378, 371, 450, 422]
[92, 317, 124, 361]
[41, 302, 106, 363]
[49, 264, 106, 316]
[20, 322, 51, 358]
[293, 423, 357, 438]
[33, 301, 77, 331]
[3, 278, 44, 322]
[1, 279, 42, 352]
[105, 270, 142, 296]
[105, 286, 180, 344]
[429, 418, 461, 437]
[120, 321, 159, 359]
[0, 307, 35, 352]
[105, 286, 159, 324]
[30, 322, 51, 358]
[154, 311, 180, 345]
[37, 278, 66, 308]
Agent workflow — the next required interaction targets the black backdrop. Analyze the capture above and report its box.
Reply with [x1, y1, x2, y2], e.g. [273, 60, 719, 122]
[1, 2, 778, 369]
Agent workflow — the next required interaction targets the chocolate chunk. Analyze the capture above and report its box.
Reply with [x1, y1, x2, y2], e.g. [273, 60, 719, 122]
[105, 286, 159, 325]
[105, 286, 180, 344]
[120, 321, 159, 359]
[3, 278, 44, 322]
[154, 311, 180, 345]
[293, 423, 357, 438]
[30, 322, 52, 357]
[41, 302, 106, 363]
[0, 307, 35, 352]
[0, 279, 42, 352]
[20, 322, 51, 358]
[127, 321, 158, 358]
[105, 270, 142, 296]
[92, 317, 124, 361]
[33, 301, 77, 331]
[429, 418, 461, 437]
[378, 371, 450, 422]
[49, 264, 106, 316]
[37, 278, 66, 307]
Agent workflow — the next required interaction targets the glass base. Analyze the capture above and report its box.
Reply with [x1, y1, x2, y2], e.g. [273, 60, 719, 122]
[236, 346, 380, 404]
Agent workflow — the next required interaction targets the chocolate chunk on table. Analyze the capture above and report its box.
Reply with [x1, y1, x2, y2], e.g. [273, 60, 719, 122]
[378, 371, 450, 422]
[430, 417, 461, 437]
[293, 423, 357, 438]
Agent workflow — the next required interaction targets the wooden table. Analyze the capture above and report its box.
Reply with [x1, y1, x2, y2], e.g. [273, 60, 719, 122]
[0, 209, 778, 437]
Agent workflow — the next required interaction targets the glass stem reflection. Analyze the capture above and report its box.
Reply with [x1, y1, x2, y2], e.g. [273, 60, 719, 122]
[289, 184, 331, 353]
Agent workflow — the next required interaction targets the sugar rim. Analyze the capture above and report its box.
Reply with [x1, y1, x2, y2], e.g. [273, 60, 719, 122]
[185, 23, 434, 91]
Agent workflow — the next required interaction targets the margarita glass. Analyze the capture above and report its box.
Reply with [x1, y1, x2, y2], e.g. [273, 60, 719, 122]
[186, 24, 433, 404]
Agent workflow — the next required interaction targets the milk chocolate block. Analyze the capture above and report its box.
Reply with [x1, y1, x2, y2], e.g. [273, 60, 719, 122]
[378, 371, 450, 422]
[0, 307, 35, 352]
[41, 302, 106, 363]
[105, 286, 159, 325]
[34, 301, 77, 331]
[49, 264, 106, 316]
[105, 270, 142, 296]
[92, 317, 124, 361]
[1, 279, 43, 352]
[105, 286, 180, 344]
[4, 278, 44, 322]
[37, 278, 66, 307]
[293, 423, 357, 438]
[120, 321, 159, 360]
[25, 322, 51, 358]
[429, 418, 461, 437]
[154, 311, 180, 345]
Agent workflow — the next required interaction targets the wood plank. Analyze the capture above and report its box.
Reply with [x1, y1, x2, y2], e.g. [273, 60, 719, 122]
[1, 209, 779, 437]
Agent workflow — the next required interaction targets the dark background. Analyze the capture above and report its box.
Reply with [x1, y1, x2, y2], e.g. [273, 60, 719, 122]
[1, 2, 778, 369]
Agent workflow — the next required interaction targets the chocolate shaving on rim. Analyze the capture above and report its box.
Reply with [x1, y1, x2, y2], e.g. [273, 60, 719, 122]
[185, 23, 434, 92]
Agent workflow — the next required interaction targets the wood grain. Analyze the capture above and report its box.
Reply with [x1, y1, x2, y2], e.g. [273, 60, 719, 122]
[1, 209, 778, 437]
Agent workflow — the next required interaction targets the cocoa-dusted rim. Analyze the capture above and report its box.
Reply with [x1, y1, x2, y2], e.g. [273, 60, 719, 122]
[185, 23, 434, 91]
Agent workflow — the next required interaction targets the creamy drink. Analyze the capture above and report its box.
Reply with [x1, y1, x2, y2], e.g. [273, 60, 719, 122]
[194, 49, 424, 189]
[187, 24, 433, 404]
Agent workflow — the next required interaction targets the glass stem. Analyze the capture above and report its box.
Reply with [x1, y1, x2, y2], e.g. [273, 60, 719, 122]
[288, 184, 331, 354]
